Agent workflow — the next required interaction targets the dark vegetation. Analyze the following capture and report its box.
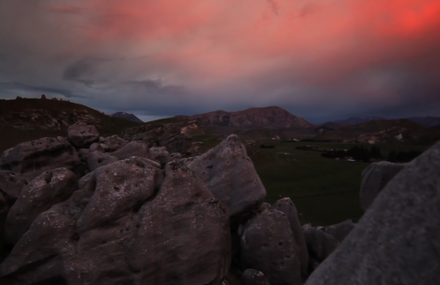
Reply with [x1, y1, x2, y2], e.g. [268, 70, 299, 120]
[321, 145, 383, 162]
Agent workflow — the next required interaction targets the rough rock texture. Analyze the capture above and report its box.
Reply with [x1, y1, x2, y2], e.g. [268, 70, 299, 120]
[302, 224, 339, 273]
[241, 208, 302, 285]
[274, 198, 308, 279]
[305, 141, 440, 285]
[100, 135, 127, 152]
[87, 150, 118, 171]
[359, 161, 406, 211]
[0, 158, 230, 285]
[0, 171, 28, 240]
[324, 219, 356, 243]
[67, 123, 99, 148]
[149, 146, 171, 166]
[0, 137, 81, 179]
[111, 141, 149, 160]
[242, 269, 270, 285]
[4, 168, 78, 245]
[185, 135, 266, 222]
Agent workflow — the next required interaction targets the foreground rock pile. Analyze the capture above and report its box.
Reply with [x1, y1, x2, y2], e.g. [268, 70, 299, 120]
[0, 122, 439, 284]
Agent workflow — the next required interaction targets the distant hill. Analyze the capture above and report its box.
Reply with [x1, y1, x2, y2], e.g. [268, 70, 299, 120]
[324, 116, 440, 128]
[0, 98, 141, 153]
[111, 112, 143, 123]
[177, 106, 315, 129]
[332, 116, 385, 126]
[407, 116, 440, 128]
[314, 119, 440, 144]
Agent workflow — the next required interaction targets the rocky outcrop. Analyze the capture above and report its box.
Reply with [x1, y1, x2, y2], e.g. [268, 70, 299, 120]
[274, 198, 308, 279]
[241, 207, 302, 285]
[359, 161, 406, 211]
[4, 168, 77, 244]
[87, 150, 118, 171]
[67, 123, 99, 148]
[0, 137, 81, 179]
[305, 141, 440, 285]
[242, 269, 270, 285]
[100, 135, 127, 152]
[111, 141, 149, 160]
[149, 146, 171, 166]
[184, 135, 266, 222]
[0, 158, 230, 285]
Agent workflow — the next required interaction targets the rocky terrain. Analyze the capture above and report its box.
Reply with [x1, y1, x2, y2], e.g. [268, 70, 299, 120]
[0, 121, 438, 284]
[314, 119, 440, 144]
[111, 112, 144, 123]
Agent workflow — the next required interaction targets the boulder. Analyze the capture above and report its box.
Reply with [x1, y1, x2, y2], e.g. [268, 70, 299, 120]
[0, 158, 230, 285]
[87, 150, 118, 171]
[241, 208, 302, 285]
[184, 135, 266, 222]
[67, 123, 99, 148]
[78, 148, 90, 163]
[274, 198, 308, 280]
[305, 141, 440, 285]
[359, 161, 406, 210]
[0, 137, 81, 179]
[302, 224, 339, 269]
[4, 168, 78, 244]
[324, 219, 356, 243]
[149, 146, 171, 166]
[242, 269, 270, 285]
[100, 135, 127, 152]
[111, 141, 149, 160]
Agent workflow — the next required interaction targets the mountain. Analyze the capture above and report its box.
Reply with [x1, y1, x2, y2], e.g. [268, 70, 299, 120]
[314, 119, 440, 144]
[332, 116, 386, 126]
[177, 106, 315, 129]
[111, 112, 143, 123]
[0, 97, 141, 153]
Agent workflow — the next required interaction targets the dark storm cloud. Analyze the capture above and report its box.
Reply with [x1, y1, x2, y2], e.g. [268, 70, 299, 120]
[63, 59, 95, 87]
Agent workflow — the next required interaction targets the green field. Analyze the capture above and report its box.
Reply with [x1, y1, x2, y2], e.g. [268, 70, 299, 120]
[249, 141, 430, 226]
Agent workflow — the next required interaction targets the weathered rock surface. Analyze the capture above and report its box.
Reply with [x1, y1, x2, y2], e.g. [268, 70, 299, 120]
[241, 208, 302, 285]
[185, 135, 266, 222]
[100, 135, 127, 152]
[4, 168, 78, 245]
[274, 198, 308, 279]
[111, 141, 149, 160]
[302, 224, 339, 272]
[67, 123, 99, 148]
[149, 146, 171, 166]
[305, 141, 440, 285]
[359, 161, 406, 211]
[0, 158, 230, 285]
[0, 137, 81, 179]
[0, 171, 28, 200]
[242, 269, 270, 285]
[87, 150, 118, 171]
[324, 219, 356, 243]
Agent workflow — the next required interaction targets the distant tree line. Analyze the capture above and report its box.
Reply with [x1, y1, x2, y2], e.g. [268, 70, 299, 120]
[321, 145, 383, 162]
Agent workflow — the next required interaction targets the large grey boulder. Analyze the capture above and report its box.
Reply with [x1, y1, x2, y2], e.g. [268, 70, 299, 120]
[242, 269, 270, 285]
[359, 161, 406, 211]
[324, 219, 356, 243]
[149, 146, 171, 166]
[302, 224, 339, 273]
[100, 135, 127, 152]
[305, 141, 440, 285]
[111, 141, 149, 160]
[185, 135, 266, 222]
[87, 150, 118, 171]
[0, 137, 81, 179]
[0, 158, 230, 285]
[274, 198, 308, 280]
[67, 123, 99, 148]
[4, 168, 78, 244]
[241, 208, 302, 285]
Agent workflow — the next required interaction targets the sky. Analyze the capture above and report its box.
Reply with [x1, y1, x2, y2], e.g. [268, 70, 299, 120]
[0, 0, 439, 123]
